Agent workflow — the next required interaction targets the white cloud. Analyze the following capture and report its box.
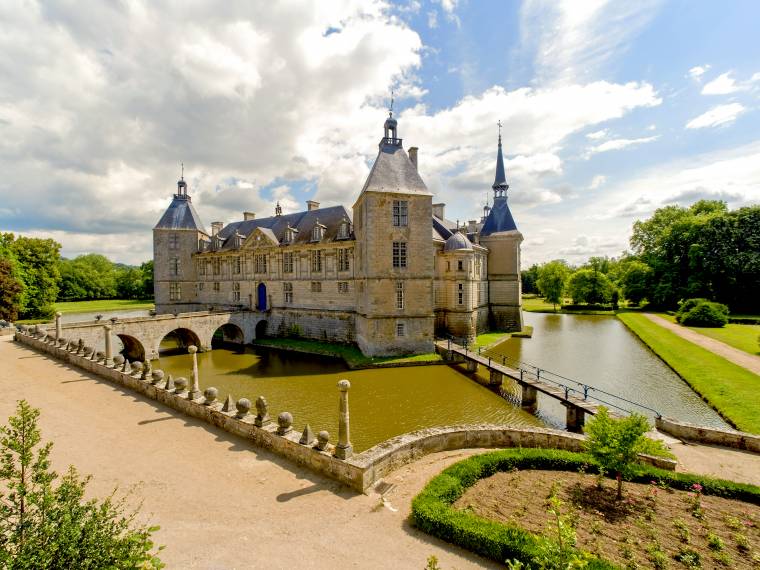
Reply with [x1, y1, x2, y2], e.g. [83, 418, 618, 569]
[701, 72, 742, 95]
[688, 65, 710, 80]
[585, 135, 659, 156]
[427, 10, 438, 28]
[590, 175, 606, 189]
[520, 0, 663, 84]
[686, 103, 746, 129]
[586, 129, 608, 140]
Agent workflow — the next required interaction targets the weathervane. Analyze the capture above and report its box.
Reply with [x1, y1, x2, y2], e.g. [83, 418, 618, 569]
[180, 161, 184, 181]
[497, 120, 502, 143]
[389, 89, 394, 117]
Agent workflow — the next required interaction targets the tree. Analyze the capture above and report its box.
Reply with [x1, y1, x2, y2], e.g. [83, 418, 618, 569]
[583, 407, 649, 500]
[566, 269, 615, 305]
[536, 261, 570, 311]
[521, 264, 541, 294]
[621, 260, 652, 306]
[0, 259, 24, 321]
[2, 234, 61, 319]
[59, 254, 118, 301]
[0, 400, 164, 568]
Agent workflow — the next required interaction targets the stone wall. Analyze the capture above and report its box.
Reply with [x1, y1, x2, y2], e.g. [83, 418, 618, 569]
[656, 416, 760, 453]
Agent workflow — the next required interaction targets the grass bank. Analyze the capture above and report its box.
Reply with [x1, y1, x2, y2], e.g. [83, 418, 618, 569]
[521, 294, 621, 316]
[618, 313, 760, 433]
[252, 337, 442, 369]
[658, 314, 760, 356]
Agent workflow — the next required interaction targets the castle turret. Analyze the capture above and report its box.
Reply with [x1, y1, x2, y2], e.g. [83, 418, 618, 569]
[153, 170, 208, 313]
[479, 130, 523, 331]
[352, 111, 434, 356]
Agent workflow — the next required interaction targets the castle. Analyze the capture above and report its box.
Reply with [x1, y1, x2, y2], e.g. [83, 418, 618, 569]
[153, 113, 523, 356]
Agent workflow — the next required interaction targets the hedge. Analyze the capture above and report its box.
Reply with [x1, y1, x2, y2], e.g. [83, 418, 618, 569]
[411, 448, 760, 567]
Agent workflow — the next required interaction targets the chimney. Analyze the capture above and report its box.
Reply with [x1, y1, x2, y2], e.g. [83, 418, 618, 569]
[243, 211, 256, 221]
[409, 147, 418, 171]
[306, 200, 320, 211]
[211, 222, 223, 236]
[432, 203, 445, 220]
[468, 220, 477, 233]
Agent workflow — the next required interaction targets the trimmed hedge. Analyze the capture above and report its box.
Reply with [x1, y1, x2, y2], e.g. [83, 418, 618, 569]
[676, 298, 729, 327]
[411, 448, 760, 567]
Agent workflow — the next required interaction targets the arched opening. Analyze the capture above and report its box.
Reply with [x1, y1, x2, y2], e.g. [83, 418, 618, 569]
[212, 323, 245, 349]
[255, 320, 267, 339]
[115, 334, 146, 362]
[257, 283, 267, 311]
[159, 328, 202, 356]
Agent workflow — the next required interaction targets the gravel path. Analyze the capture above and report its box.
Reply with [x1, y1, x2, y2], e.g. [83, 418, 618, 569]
[643, 313, 760, 375]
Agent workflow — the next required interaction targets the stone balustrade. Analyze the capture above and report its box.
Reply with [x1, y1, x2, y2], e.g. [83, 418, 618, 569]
[656, 416, 760, 453]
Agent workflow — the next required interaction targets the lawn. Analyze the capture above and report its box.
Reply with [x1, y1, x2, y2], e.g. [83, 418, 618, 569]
[618, 313, 760, 433]
[252, 337, 442, 368]
[521, 294, 623, 315]
[658, 314, 760, 356]
[55, 299, 155, 314]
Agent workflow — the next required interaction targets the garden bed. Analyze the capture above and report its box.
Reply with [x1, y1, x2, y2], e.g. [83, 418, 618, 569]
[411, 448, 760, 569]
[456, 469, 759, 568]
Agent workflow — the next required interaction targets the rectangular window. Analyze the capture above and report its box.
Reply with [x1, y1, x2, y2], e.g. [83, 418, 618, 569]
[311, 281, 322, 293]
[232, 282, 240, 302]
[311, 250, 322, 272]
[169, 282, 181, 301]
[283, 252, 294, 273]
[168, 233, 179, 250]
[392, 200, 408, 227]
[446, 261, 450, 272]
[392, 242, 407, 268]
[337, 222, 349, 239]
[213, 282, 220, 292]
[457, 260, 464, 271]
[170, 257, 179, 276]
[457, 283, 464, 305]
[396, 281, 404, 309]
[198, 282, 204, 291]
[213, 259, 220, 275]
[283, 282, 293, 303]
[396, 322, 406, 337]
[337, 248, 350, 271]
[255, 254, 267, 274]
[235, 257, 241, 274]
[337, 281, 349, 294]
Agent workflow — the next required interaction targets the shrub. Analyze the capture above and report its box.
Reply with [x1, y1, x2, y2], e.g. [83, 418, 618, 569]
[680, 301, 729, 327]
[676, 298, 711, 321]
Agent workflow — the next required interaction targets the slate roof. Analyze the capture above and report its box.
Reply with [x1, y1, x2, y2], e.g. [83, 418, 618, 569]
[493, 136, 508, 190]
[444, 231, 474, 251]
[480, 197, 518, 235]
[154, 195, 207, 233]
[212, 205, 353, 250]
[360, 141, 431, 196]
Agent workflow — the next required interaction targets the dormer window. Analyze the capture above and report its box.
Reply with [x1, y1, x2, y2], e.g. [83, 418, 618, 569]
[311, 219, 325, 242]
[284, 225, 298, 244]
[337, 218, 350, 239]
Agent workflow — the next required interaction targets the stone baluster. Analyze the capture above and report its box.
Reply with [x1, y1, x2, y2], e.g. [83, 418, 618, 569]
[335, 379, 353, 459]
[188, 345, 201, 400]
[103, 324, 113, 367]
[55, 311, 62, 341]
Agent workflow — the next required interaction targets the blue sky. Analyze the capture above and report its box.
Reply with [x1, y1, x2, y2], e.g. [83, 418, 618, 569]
[0, 0, 758, 264]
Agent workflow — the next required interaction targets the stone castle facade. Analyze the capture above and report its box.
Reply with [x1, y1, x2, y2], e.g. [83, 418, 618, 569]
[153, 114, 523, 356]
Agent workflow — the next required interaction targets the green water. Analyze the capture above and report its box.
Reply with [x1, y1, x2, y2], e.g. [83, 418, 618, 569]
[155, 346, 543, 452]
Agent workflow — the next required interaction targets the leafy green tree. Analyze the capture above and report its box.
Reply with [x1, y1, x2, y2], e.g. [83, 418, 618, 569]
[2, 234, 61, 319]
[536, 261, 570, 311]
[0, 259, 24, 321]
[0, 400, 164, 568]
[59, 254, 118, 301]
[566, 268, 615, 305]
[584, 407, 650, 500]
[140, 260, 154, 299]
[521, 263, 541, 295]
[621, 260, 652, 306]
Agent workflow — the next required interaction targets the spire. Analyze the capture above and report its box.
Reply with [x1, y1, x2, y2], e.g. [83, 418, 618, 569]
[177, 162, 188, 198]
[383, 89, 400, 146]
[492, 121, 508, 199]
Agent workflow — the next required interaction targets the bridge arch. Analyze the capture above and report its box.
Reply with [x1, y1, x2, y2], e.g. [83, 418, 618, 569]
[254, 320, 268, 339]
[212, 323, 245, 348]
[158, 327, 203, 355]
[115, 334, 146, 362]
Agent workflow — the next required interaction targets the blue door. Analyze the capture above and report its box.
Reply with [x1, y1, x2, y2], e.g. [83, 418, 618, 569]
[257, 283, 267, 311]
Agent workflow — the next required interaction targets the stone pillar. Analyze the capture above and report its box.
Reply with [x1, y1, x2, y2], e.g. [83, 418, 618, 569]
[565, 405, 585, 433]
[466, 359, 478, 373]
[521, 385, 537, 411]
[188, 345, 202, 400]
[335, 379, 353, 460]
[55, 312, 62, 341]
[488, 370, 503, 387]
[103, 324, 113, 367]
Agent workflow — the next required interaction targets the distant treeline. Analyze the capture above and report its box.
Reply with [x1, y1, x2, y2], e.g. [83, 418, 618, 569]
[522, 200, 760, 313]
[0, 232, 153, 321]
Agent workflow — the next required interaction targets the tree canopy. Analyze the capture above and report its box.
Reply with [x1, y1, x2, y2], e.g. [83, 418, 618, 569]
[536, 261, 570, 311]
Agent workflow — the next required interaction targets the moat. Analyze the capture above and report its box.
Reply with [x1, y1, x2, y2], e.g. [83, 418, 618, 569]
[149, 311, 727, 452]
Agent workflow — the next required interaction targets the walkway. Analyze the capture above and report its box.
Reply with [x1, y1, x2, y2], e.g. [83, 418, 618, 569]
[643, 314, 760, 376]
[0, 337, 497, 569]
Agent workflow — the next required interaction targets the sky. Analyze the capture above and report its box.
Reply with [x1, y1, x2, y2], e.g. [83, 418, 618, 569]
[1, 0, 759, 266]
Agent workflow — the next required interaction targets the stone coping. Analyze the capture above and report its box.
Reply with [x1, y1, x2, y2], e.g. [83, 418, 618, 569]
[60, 309, 238, 328]
[657, 416, 760, 453]
[13, 329, 677, 493]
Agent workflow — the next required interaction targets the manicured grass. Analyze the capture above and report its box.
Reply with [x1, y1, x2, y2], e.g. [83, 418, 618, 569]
[472, 331, 511, 349]
[252, 337, 442, 368]
[55, 299, 155, 314]
[521, 294, 624, 315]
[618, 313, 760, 433]
[658, 314, 760, 356]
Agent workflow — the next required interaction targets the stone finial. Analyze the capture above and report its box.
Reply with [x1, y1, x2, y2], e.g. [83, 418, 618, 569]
[83, 346, 93, 357]
[236, 398, 251, 419]
[316, 430, 330, 451]
[151, 369, 165, 385]
[131, 360, 143, 377]
[299, 424, 315, 446]
[164, 374, 175, 391]
[77, 339, 85, 355]
[277, 412, 293, 436]
[95, 351, 105, 363]
[188, 345, 198, 354]
[113, 354, 125, 367]
[174, 377, 188, 395]
[140, 360, 151, 381]
[203, 387, 218, 405]
[222, 395, 235, 413]
[254, 396, 270, 427]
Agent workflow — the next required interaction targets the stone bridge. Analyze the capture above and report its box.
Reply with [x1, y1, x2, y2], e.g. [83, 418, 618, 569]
[54, 310, 266, 361]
